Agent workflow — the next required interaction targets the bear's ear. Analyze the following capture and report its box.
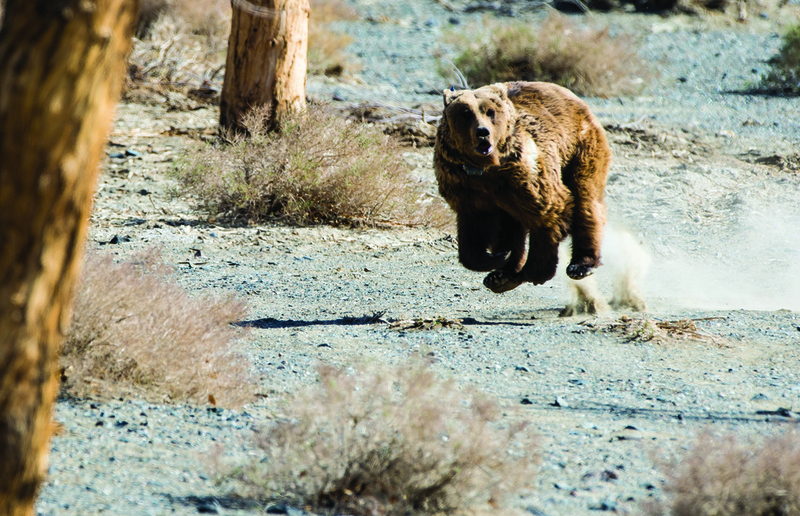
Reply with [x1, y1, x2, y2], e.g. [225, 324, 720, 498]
[443, 86, 458, 107]
[485, 83, 509, 100]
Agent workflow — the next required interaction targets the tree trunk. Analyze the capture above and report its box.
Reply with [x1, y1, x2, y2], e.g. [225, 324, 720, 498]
[0, 1, 137, 514]
[220, 0, 309, 133]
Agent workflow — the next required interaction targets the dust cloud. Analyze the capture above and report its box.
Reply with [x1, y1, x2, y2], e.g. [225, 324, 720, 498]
[630, 207, 800, 312]
[560, 226, 650, 315]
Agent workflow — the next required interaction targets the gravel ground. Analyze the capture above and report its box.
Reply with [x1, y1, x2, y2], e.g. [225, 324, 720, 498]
[37, 2, 800, 516]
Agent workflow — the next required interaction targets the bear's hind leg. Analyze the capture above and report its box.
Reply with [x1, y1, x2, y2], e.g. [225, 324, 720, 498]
[564, 126, 611, 280]
[567, 199, 605, 280]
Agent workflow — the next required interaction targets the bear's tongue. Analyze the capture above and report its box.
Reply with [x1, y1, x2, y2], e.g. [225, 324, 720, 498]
[476, 141, 493, 155]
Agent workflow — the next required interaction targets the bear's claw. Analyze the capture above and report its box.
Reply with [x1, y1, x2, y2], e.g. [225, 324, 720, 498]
[483, 270, 524, 293]
[566, 263, 596, 280]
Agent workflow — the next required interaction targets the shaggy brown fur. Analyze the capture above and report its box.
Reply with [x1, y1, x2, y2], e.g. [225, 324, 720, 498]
[434, 81, 611, 293]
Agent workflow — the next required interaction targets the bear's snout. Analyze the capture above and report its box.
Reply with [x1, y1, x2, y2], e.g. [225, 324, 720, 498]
[475, 126, 493, 155]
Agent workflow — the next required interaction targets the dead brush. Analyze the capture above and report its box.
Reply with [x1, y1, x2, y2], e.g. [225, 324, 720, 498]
[594, 315, 729, 346]
[172, 105, 450, 227]
[63, 248, 254, 408]
[440, 12, 649, 97]
[388, 316, 464, 331]
[232, 360, 538, 515]
[126, 0, 230, 105]
[645, 431, 800, 516]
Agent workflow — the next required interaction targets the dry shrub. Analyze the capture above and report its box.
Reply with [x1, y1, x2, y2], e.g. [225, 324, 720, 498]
[760, 24, 800, 95]
[126, 0, 231, 106]
[172, 105, 450, 227]
[63, 248, 253, 408]
[136, 0, 231, 41]
[442, 13, 649, 97]
[646, 431, 800, 516]
[234, 360, 537, 515]
[127, 0, 357, 103]
[309, 0, 359, 76]
[137, 0, 171, 38]
[169, 0, 231, 40]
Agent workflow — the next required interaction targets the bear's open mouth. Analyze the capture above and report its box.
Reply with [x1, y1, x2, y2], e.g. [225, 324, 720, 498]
[475, 141, 493, 155]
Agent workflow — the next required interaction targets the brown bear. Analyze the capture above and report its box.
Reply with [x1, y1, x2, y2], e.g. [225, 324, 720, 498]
[434, 81, 611, 294]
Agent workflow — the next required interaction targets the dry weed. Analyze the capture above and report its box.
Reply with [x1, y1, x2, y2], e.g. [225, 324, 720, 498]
[388, 316, 464, 331]
[441, 13, 649, 97]
[63, 248, 254, 408]
[646, 431, 800, 516]
[172, 105, 450, 227]
[594, 315, 728, 345]
[233, 360, 537, 515]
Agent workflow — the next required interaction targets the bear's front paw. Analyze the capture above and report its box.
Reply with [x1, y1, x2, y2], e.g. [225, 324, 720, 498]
[566, 263, 596, 280]
[483, 270, 524, 293]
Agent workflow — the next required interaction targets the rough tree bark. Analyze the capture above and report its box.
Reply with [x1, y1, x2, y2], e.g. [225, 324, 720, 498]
[219, 0, 310, 132]
[0, 1, 137, 514]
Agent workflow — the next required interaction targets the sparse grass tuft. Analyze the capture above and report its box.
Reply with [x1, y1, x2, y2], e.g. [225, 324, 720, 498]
[172, 105, 450, 227]
[646, 431, 800, 516]
[63, 248, 253, 408]
[232, 360, 537, 515]
[760, 24, 800, 95]
[441, 13, 649, 97]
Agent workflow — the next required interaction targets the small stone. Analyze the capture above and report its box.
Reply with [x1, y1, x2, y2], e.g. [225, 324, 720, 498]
[589, 498, 618, 511]
[197, 502, 219, 514]
[600, 470, 619, 482]
[106, 234, 131, 245]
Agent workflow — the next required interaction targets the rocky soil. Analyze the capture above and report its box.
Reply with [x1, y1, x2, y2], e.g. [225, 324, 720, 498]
[37, 1, 800, 515]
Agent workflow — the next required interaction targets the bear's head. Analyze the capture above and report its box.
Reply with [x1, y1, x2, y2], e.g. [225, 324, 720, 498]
[441, 84, 515, 169]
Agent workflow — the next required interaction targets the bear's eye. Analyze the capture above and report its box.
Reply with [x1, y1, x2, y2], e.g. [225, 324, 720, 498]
[461, 108, 472, 118]
[486, 108, 495, 119]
